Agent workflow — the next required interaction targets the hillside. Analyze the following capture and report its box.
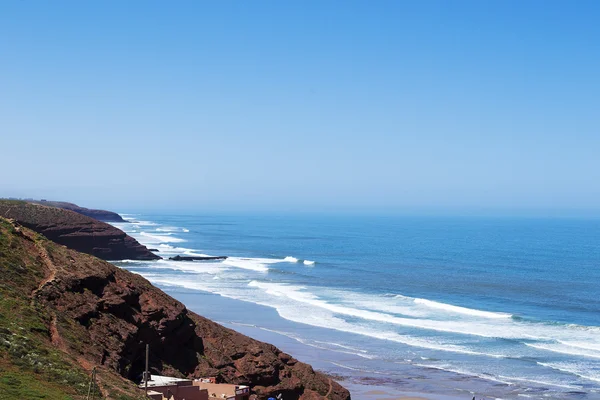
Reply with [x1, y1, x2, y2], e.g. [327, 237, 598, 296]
[0, 217, 351, 400]
[28, 200, 126, 222]
[0, 201, 159, 261]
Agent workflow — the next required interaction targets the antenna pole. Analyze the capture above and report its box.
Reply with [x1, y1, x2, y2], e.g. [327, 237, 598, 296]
[145, 344, 149, 396]
[86, 367, 96, 400]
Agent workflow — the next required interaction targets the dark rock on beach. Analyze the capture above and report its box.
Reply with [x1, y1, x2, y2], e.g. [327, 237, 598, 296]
[0, 200, 160, 261]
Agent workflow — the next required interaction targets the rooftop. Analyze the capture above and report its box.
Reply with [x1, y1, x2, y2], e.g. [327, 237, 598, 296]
[142, 375, 192, 387]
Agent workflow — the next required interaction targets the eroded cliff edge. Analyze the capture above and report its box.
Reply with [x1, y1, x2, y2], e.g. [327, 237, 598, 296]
[28, 200, 126, 222]
[0, 217, 350, 400]
[0, 200, 159, 261]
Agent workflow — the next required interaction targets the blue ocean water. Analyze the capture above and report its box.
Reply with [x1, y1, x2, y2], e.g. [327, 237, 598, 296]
[112, 214, 600, 399]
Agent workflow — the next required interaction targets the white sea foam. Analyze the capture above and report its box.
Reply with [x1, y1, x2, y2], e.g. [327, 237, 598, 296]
[413, 298, 513, 319]
[156, 227, 179, 232]
[141, 260, 223, 275]
[245, 281, 509, 357]
[182, 250, 213, 257]
[142, 277, 392, 353]
[329, 362, 364, 372]
[313, 340, 368, 353]
[131, 272, 520, 360]
[242, 281, 600, 352]
[116, 215, 600, 391]
[139, 232, 186, 243]
[412, 363, 513, 386]
[222, 258, 270, 272]
[525, 342, 600, 359]
[339, 292, 431, 318]
[558, 340, 600, 352]
[153, 244, 202, 254]
[393, 294, 415, 301]
[183, 228, 190, 233]
[247, 281, 520, 339]
[273, 335, 376, 359]
[387, 335, 506, 358]
[127, 251, 600, 359]
[132, 220, 158, 226]
[497, 375, 582, 390]
[538, 362, 600, 383]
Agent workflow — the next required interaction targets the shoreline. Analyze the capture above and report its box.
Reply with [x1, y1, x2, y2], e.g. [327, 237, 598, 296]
[111, 212, 600, 400]
[155, 289, 502, 400]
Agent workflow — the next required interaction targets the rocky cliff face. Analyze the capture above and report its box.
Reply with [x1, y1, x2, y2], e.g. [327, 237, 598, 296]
[29, 200, 126, 222]
[0, 201, 159, 261]
[0, 218, 350, 400]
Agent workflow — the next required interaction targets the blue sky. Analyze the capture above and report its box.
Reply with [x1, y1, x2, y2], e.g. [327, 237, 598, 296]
[1, 1, 599, 214]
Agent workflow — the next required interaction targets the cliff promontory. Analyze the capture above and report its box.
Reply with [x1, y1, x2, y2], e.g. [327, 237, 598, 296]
[0, 217, 350, 400]
[0, 201, 159, 261]
[28, 200, 126, 222]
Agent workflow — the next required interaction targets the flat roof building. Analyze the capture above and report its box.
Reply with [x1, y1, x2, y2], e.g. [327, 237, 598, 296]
[141, 375, 208, 400]
[194, 377, 250, 400]
[141, 375, 250, 400]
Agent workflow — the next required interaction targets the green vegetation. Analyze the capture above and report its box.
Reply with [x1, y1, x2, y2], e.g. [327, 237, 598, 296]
[0, 219, 90, 398]
[0, 218, 145, 399]
[0, 199, 27, 206]
[0, 370, 75, 400]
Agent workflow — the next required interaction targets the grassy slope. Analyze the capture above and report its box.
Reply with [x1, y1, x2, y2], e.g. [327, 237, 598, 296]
[0, 217, 145, 400]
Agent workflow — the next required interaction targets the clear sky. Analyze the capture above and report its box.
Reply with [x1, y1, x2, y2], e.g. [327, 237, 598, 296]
[1, 1, 599, 215]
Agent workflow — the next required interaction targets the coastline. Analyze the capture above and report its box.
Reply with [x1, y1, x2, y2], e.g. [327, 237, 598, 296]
[0, 215, 352, 400]
[152, 289, 495, 400]
[111, 212, 600, 400]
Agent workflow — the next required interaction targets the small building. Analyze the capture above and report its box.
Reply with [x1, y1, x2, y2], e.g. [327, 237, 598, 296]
[141, 375, 209, 400]
[194, 377, 250, 400]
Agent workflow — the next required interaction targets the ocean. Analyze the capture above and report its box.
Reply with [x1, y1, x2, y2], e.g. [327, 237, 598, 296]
[110, 213, 600, 399]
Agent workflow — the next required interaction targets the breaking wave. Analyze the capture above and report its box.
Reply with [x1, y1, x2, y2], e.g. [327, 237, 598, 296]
[525, 342, 600, 359]
[112, 213, 600, 396]
[538, 361, 600, 383]
[413, 298, 513, 319]
[139, 232, 187, 243]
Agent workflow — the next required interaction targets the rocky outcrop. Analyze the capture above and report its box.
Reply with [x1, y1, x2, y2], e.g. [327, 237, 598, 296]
[28, 200, 126, 222]
[0, 201, 159, 261]
[0, 217, 350, 400]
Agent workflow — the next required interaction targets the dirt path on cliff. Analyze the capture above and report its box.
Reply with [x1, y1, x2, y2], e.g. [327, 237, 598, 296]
[17, 223, 108, 397]
[29, 234, 58, 298]
[16, 224, 69, 352]
[49, 315, 67, 351]
[7, 221, 58, 299]
[325, 378, 333, 398]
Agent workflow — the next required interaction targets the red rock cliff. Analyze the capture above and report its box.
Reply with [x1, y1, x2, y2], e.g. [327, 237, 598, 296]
[0, 201, 159, 261]
[28, 200, 126, 222]
[1, 217, 350, 400]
